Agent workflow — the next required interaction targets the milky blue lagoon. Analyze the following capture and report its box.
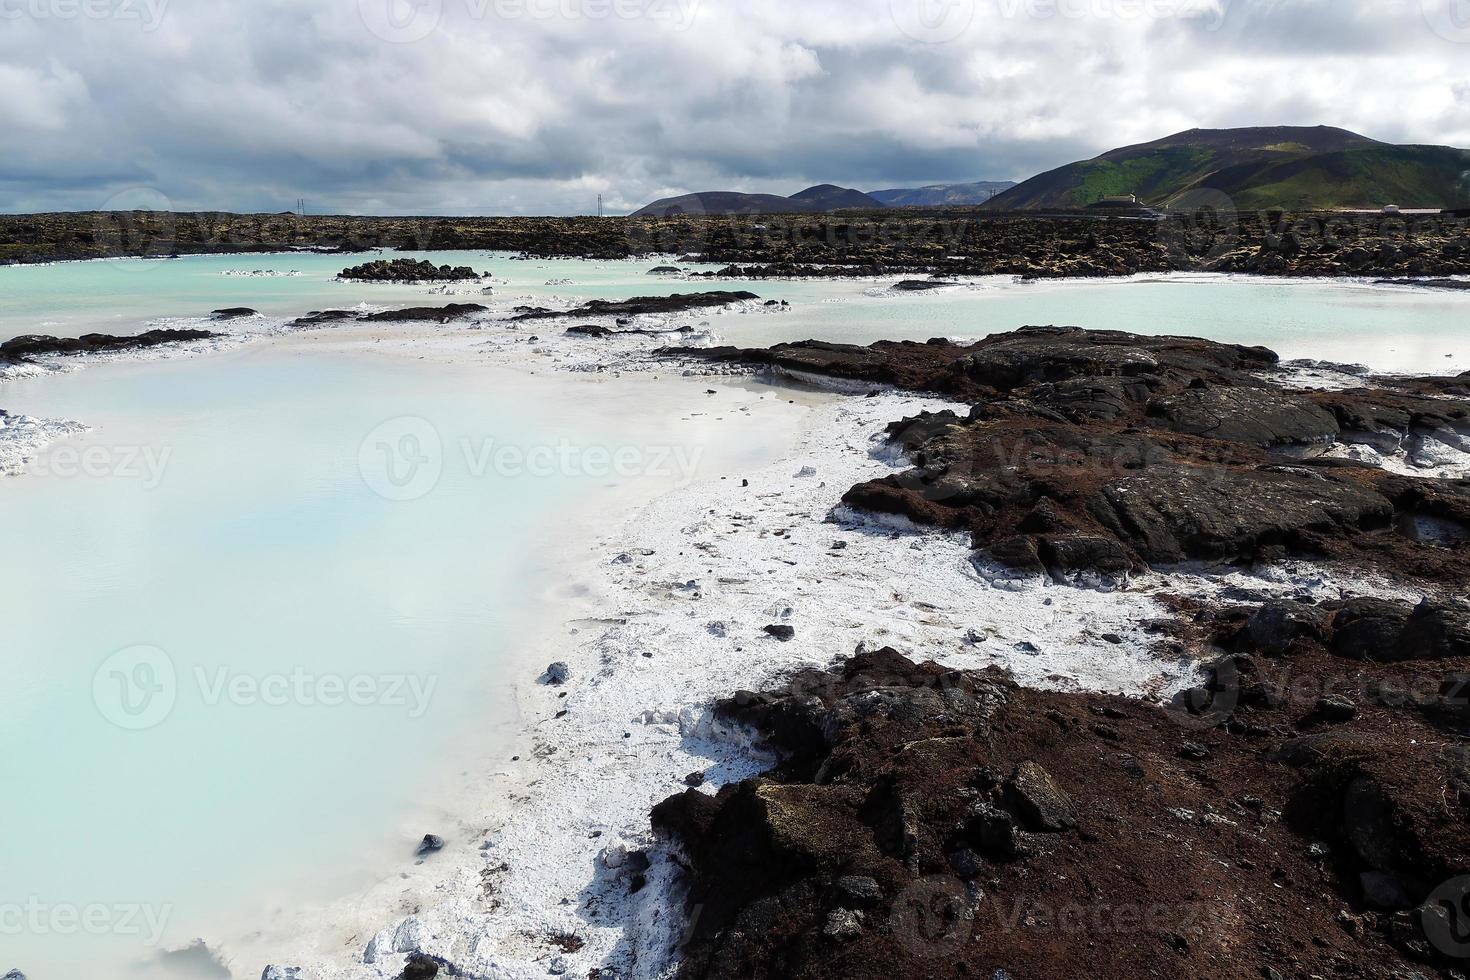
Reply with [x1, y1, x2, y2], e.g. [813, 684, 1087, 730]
[4, 253, 1469, 373]
[0, 347, 573, 976]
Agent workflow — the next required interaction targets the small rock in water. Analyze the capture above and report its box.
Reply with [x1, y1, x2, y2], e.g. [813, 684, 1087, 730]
[416, 834, 446, 856]
[764, 624, 796, 642]
[261, 969, 302, 980]
[794, 466, 817, 478]
[705, 621, 727, 637]
[1014, 641, 1042, 655]
[830, 540, 848, 550]
[543, 662, 570, 685]
[548, 956, 568, 975]
[685, 770, 706, 787]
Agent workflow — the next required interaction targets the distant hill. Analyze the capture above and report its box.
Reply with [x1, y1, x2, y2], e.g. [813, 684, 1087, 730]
[986, 126, 1470, 211]
[632, 184, 884, 217]
[869, 180, 1017, 207]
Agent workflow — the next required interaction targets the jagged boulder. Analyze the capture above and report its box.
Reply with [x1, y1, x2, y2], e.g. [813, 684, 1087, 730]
[1006, 761, 1078, 832]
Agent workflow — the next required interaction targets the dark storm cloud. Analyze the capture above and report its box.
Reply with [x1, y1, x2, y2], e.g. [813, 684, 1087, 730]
[0, 0, 1463, 214]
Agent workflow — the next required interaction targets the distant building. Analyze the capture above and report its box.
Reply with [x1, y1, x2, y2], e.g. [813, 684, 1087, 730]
[1101, 194, 1138, 205]
[1381, 204, 1401, 214]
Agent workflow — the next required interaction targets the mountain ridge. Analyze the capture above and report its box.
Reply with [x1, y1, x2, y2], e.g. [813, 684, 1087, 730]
[631, 184, 884, 217]
[869, 179, 1017, 206]
[631, 179, 1018, 216]
[986, 126, 1470, 210]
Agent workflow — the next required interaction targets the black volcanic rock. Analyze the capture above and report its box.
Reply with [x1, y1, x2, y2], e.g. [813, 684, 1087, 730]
[1145, 385, 1340, 451]
[5, 209, 1470, 281]
[361, 303, 488, 323]
[565, 324, 614, 337]
[1091, 465, 1390, 561]
[672, 326, 1470, 585]
[338, 258, 485, 282]
[565, 323, 695, 339]
[289, 310, 359, 328]
[891, 279, 959, 291]
[510, 291, 758, 320]
[651, 642, 1470, 978]
[0, 328, 218, 361]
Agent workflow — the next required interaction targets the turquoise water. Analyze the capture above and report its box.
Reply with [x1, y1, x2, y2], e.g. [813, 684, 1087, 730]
[3, 253, 1467, 374]
[0, 349, 523, 974]
[0, 344, 692, 977]
[754, 275, 1470, 374]
[0, 251, 664, 339]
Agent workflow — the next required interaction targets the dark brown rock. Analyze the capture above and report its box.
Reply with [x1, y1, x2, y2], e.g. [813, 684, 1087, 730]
[0, 328, 218, 361]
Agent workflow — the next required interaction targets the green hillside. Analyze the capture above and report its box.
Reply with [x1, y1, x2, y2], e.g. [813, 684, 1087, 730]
[988, 126, 1470, 211]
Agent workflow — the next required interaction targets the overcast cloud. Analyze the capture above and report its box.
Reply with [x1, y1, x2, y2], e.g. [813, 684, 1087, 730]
[1, 0, 1466, 214]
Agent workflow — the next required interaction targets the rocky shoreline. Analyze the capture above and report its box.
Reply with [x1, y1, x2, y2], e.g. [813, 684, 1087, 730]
[641, 327, 1470, 979]
[5, 210, 1469, 281]
[672, 328, 1470, 584]
[508, 290, 761, 321]
[0, 327, 220, 365]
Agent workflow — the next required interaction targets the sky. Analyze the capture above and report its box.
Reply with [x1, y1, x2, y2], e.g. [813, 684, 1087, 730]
[1, 0, 1468, 215]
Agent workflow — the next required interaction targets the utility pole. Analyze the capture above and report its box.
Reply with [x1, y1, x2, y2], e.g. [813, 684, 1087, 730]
[597, 194, 603, 218]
